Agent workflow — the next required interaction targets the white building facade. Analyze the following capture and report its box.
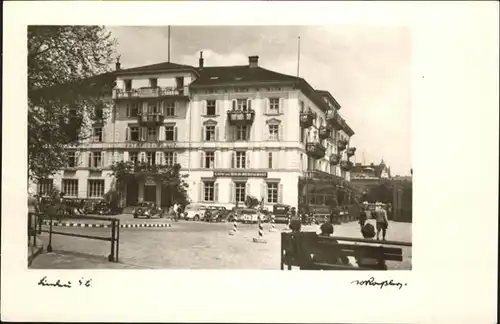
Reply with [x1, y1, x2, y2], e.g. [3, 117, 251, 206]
[31, 54, 356, 211]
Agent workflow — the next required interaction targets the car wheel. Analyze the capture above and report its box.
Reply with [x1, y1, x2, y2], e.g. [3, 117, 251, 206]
[193, 215, 200, 221]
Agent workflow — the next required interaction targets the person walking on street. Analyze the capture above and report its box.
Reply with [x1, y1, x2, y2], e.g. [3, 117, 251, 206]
[374, 203, 389, 241]
[358, 204, 368, 229]
[172, 202, 179, 221]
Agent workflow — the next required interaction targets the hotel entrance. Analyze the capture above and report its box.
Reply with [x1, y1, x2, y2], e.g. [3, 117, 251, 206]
[143, 177, 157, 203]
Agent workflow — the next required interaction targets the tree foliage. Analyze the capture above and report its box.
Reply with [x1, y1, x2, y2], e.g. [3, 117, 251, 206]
[110, 161, 190, 206]
[245, 195, 260, 209]
[28, 26, 117, 181]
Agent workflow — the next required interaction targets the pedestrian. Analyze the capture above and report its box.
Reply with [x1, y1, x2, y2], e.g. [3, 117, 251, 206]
[358, 204, 368, 228]
[355, 223, 388, 270]
[289, 219, 302, 233]
[374, 203, 389, 241]
[172, 201, 179, 221]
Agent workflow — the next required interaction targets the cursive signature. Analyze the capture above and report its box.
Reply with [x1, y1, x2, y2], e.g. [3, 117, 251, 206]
[38, 276, 92, 288]
[351, 277, 407, 290]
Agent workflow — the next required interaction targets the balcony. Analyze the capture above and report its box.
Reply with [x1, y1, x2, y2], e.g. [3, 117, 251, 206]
[319, 126, 332, 140]
[329, 154, 340, 165]
[113, 86, 188, 100]
[337, 139, 348, 151]
[300, 111, 315, 128]
[227, 109, 255, 125]
[137, 112, 164, 126]
[327, 110, 342, 129]
[340, 160, 353, 171]
[346, 147, 356, 157]
[306, 142, 326, 159]
[302, 170, 343, 183]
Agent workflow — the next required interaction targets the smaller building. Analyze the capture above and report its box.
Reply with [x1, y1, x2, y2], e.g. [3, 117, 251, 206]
[350, 159, 391, 190]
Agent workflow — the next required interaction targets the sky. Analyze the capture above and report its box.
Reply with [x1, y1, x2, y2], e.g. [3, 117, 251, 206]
[107, 26, 412, 176]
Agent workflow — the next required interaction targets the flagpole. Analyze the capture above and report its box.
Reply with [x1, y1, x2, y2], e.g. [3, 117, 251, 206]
[167, 26, 171, 62]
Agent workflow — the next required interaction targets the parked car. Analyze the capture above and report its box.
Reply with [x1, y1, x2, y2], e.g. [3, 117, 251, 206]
[182, 204, 207, 221]
[204, 206, 229, 222]
[239, 208, 261, 224]
[226, 206, 247, 222]
[132, 202, 163, 219]
[270, 204, 291, 223]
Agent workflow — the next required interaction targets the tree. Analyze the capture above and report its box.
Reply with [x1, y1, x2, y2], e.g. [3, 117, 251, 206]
[109, 161, 190, 207]
[28, 26, 117, 181]
[245, 195, 260, 209]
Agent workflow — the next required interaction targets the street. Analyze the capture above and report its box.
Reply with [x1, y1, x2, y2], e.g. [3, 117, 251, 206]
[31, 217, 412, 270]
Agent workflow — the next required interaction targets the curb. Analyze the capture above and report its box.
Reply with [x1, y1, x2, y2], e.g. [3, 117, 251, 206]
[42, 221, 172, 228]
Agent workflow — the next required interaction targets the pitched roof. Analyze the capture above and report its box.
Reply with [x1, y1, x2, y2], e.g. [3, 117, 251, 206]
[190, 65, 298, 87]
[116, 61, 197, 75]
[315, 89, 341, 110]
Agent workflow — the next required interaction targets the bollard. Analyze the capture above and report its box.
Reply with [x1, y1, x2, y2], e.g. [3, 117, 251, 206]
[253, 216, 267, 244]
[229, 219, 238, 236]
[269, 216, 277, 232]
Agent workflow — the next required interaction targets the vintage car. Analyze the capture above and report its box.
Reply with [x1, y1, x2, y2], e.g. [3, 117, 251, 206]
[239, 208, 262, 224]
[182, 204, 207, 221]
[204, 206, 229, 222]
[132, 201, 163, 219]
[94, 201, 123, 215]
[270, 204, 291, 223]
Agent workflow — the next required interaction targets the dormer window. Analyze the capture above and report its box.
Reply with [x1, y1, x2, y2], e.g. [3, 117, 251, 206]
[149, 78, 158, 88]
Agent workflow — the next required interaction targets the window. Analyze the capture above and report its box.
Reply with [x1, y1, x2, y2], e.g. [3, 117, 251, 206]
[206, 100, 216, 116]
[300, 153, 304, 170]
[237, 98, 248, 111]
[269, 98, 280, 114]
[203, 151, 215, 169]
[205, 125, 216, 141]
[38, 179, 53, 196]
[165, 152, 175, 166]
[129, 152, 138, 164]
[268, 152, 273, 169]
[146, 152, 155, 165]
[88, 180, 105, 198]
[165, 126, 175, 141]
[148, 102, 158, 114]
[204, 181, 215, 202]
[268, 125, 279, 141]
[300, 100, 305, 112]
[127, 103, 139, 117]
[147, 127, 157, 141]
[124, 80, 132, 91]
[67, 151, 77, 167]
[130, 127, 139, 141]
[165, 101, 175, 117]
[149, 78, 158, 88]
[300, 129, 305, 143]
[236, 125, 248, 141]
[235, 182, 246, 203]
[90, 151, 102, 168]
[62, 179, 78, 197]
[236, 152, 246, 169]
[267, 183, 279, 203]
[93, 127, 103, 142]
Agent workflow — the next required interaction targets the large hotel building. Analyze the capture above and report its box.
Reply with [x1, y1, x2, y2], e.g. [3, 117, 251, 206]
[32, 53, 356, 211]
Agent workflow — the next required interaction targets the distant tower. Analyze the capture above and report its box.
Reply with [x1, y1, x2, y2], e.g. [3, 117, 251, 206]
[362, 151, 366, 165]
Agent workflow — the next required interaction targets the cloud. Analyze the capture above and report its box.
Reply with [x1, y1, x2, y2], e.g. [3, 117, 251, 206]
[107, 26, 412, 176]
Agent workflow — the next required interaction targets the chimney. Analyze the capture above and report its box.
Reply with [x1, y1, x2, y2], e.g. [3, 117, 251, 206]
[248, 55, 259, 68]
[199, 51, 204, 68]
[115, 56, 121, 71]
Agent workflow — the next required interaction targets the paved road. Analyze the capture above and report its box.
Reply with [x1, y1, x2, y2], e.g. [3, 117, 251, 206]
[31, 220, 412, 270]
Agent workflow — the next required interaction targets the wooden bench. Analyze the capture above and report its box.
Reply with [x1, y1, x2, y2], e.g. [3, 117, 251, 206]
[281, 232, 409, 270]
